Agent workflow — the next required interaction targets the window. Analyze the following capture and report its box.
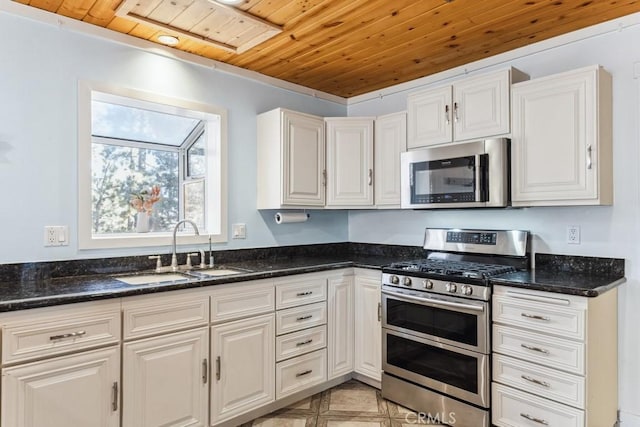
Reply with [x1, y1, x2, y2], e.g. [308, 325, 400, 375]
[78, 82, 227, 249]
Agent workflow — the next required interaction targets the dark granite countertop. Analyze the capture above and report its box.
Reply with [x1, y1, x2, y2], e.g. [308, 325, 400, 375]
[0, 246, 625, 311]
[0, 247, 411, 312]
[489, 253, 626, 297]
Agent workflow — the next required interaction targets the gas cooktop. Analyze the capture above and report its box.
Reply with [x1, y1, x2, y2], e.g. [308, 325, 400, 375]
[385, 259, 517, 280]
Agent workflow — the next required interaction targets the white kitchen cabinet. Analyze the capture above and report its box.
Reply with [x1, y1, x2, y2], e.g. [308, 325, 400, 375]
[120, 289, 210, 427]
[210, 313, 275, 425]
[354, 269, 382, 384]
[492, 285, 618, 427]
[407, 68, 527, 148]
[1, 346, 120, 427]
[511, 65, 612, 206]
[123, 328, 209, 427]
[327, 273, 354, 379]
[325, 117, 375, 207]
[257, 108, 325, 209]
[374, 112, 407, 208]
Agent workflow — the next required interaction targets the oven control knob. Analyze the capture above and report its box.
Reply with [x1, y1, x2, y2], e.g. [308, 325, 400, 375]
[403, 277, 412, 287]
[461, 285, 473, 296]
[445, 282, 457, 293]
[422, 279, 433, 289]
[391, 275, 400, 285]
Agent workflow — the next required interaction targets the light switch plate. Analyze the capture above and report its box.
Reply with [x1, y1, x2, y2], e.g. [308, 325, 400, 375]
[232, 223, 246, 239]
[44, 226, 69, 247]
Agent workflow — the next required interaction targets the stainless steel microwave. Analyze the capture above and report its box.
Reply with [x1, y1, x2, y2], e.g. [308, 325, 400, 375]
[400, 138, 509, 209]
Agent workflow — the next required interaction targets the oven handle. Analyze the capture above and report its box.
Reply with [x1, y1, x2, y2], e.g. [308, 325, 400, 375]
[382, 290, 485, 312]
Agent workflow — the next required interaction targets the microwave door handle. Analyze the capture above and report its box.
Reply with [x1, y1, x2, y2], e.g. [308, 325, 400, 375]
[474, 154, 481, 202]
[382, 290, 484, 313]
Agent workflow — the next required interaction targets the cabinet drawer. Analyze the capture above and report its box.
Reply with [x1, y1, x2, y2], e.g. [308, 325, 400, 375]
[276, 349, 327, 399]
[1, 302, 121, 364]
[211, 280, 274, 323]
[276, 302, 326, 336]
[492, 383, 584, 427]
[123, 292, 209, 340]
[275, 277, 327, 309]
[493, 325, 584, 375]
[493, 292, 585, 340]
[276, 325, 326, 362]
[493, 354, 585, 409]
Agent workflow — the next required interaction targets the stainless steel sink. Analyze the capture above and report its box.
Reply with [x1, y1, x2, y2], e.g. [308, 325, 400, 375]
[186, 267, 248, 277]
[115, 273, 192, 285]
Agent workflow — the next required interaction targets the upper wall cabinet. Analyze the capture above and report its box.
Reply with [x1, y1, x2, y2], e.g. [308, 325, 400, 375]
[325, 117, 375, 207]
[407, 68, 528, 149]
[511, 65, 612, 206]
[257, 108, 326, 209]
[375, 112, 407, 208]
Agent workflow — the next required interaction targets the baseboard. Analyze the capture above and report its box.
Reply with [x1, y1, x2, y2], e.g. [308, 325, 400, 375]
[352, 372, 381, 389]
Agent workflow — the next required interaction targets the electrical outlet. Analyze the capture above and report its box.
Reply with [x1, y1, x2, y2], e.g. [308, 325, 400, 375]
[44, 226, 69, 247]
[232, 223, 246, 239]
[566, 225, 580, 245]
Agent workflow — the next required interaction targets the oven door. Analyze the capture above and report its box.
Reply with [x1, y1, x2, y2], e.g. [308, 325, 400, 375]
[381, 286, 489, 354]
[382, 329, 490, 408]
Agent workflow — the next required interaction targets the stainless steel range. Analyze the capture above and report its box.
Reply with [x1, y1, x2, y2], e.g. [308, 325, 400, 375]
[381, 228, 528, 427]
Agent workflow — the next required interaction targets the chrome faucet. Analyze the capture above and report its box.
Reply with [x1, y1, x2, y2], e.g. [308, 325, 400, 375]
[171, 219, 200, 271]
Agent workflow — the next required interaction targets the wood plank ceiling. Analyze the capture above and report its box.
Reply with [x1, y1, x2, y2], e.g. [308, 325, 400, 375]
[14, 0, 640, 97]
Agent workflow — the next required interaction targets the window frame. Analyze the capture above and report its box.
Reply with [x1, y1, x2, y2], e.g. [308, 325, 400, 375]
[78, 80, 228, 249]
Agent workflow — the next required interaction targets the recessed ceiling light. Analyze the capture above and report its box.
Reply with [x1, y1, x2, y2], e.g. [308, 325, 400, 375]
[157, 35, 179, 46]
[215, 0, 244, 5]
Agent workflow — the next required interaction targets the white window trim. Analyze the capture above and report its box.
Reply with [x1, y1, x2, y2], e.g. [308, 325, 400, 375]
[77, 80, 228, 249]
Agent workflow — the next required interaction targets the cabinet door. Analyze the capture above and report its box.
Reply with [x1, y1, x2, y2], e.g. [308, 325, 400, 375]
[407, 86, 452, 148]
[211, 313, 275, 425]
[511, 67, 611, 206]
[374, 112, 407, 207]
[453, 69, 511, 141]
[282, 111, 326, 206]
[354, 276, 382, 382]
[1, 347, 120, 427]
[327, 275, 354, 379]
[123, 328, 208, 427]
[326, 118, 374, 206]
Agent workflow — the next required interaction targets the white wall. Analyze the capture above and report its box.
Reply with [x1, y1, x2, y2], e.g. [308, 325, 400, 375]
[0, 10, 348, 264]
[348, 20, 640, 425]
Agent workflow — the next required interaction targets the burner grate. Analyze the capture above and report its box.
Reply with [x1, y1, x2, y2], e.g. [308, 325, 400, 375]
[388, 259, 516, 279]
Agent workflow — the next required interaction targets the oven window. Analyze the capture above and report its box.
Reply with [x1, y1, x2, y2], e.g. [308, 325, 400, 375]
[387, 333, 478, 393]
[386, 298, 478, 346]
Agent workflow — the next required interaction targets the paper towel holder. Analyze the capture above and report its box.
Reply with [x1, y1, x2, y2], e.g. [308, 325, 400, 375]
[274, 211, 310, 224]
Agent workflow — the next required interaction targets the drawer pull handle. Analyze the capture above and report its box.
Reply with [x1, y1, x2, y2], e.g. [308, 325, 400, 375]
[521, 343, 550, 355]
[296, 369, 313, 377]
[296, 339, 313, 346]
[296, 315, 313, 321]
[296, 291, 313, 297]
[215, 356, 221, 381]
[520, 413, 549, 425]
[521, 313, 551, 321]
[50, 330, 87, 341]
[111, 382, 118, 412]
[521, 375, 550, 388]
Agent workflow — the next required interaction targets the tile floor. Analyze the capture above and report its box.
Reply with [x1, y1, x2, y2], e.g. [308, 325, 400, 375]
[243, 380, 447, 427]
